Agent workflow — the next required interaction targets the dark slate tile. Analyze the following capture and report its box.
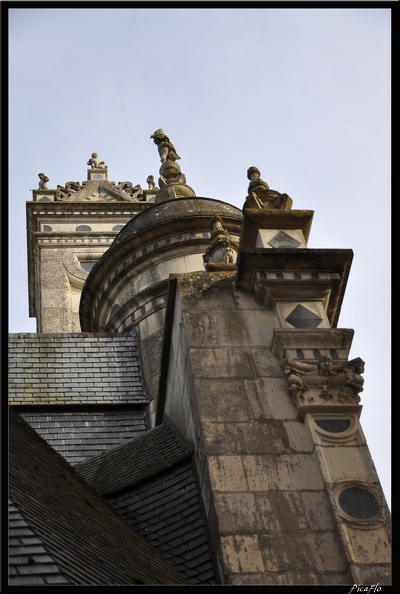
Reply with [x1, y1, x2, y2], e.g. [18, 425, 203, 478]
[9, 409, 188, 585]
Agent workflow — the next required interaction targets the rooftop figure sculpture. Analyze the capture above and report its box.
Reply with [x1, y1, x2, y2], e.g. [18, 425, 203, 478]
[38, 173, 49, 190]
[245, 166, 292, 210]
[146, 175, 158, 191]
[247, 166, 270, 195]
[150, 129, 181, 163]
[87, 152, 107, 169]
[117, 182, 143, 200]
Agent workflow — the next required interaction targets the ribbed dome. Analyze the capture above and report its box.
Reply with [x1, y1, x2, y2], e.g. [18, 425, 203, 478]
[112, 196, 243, 247]
[79, 196, 243, 334]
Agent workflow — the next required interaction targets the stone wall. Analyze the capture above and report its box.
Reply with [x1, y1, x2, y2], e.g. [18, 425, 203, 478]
[160, 271, 390, 585]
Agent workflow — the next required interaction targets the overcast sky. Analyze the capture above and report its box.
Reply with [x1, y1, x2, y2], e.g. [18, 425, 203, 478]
[8, 7, 391, 510]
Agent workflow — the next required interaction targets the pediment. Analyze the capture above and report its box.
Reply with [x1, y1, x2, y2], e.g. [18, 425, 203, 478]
[56, 180, 143, 203]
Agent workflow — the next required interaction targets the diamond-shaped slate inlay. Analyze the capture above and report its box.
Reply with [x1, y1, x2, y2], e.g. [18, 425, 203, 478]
[268, 231, 301, 248]
[285, 304, 323, 328]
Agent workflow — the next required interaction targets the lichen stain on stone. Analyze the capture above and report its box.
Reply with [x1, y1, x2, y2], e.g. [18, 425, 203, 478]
[176, 271, 235, 300]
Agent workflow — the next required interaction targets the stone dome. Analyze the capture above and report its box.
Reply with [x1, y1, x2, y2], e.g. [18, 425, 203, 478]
[79, 197, 243, 333]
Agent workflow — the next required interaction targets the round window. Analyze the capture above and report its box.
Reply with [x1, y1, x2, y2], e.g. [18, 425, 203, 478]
[338, 487, 379, 519]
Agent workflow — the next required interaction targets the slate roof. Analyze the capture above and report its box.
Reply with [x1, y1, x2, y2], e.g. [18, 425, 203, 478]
[17, 406, 149, 464]
[8, 408, 188, 586]
[9, 499, 70, 586]
[76, 421, 192, 494]
[76, 421, 218, 584]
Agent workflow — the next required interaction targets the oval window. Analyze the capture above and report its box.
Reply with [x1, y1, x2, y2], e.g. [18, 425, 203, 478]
[75, 225, 92, 232]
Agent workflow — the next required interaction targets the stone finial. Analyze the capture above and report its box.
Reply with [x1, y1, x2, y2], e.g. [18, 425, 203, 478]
[38, 173, 49, 189]
[87, 152, 107, 169]
[150, 130, 181, 163]
[245, 166, 292, 210]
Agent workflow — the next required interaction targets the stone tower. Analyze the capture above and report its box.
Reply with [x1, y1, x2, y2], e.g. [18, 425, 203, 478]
[27, 154, 160, 332]
[10, 134, 391, 585]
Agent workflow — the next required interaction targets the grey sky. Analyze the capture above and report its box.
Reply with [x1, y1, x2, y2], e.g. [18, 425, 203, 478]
[8, 7, 391, 509]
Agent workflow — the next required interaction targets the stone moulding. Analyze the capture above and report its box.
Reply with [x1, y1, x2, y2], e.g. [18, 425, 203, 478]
[239, 208, 314, 249]
[271, 328, 363, 418]
[253, 270, 339, 310]
[280, 355, 364, 419]
[235, 248, 353, 328]
[271, 328, 355, 360]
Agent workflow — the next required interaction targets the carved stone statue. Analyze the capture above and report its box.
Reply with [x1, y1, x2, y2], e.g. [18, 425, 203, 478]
[150, 129, 181, 163]
[245, 166, 292, 210]
[87, 152, 107, 169]
[281, 355, 365, 408]
[203, 216, 239, 270]
[146, 175, 158, 191]
[55, 181, 82, 201]
[38, 173, 49, 190]
[247, 166, 270, 194]
[117, 182, 143, 200]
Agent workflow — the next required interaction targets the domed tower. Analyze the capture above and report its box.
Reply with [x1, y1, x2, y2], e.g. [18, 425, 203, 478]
[26, 153, 158, 333]
[79, 130, 243, 416]
[78, 133, 390, 584]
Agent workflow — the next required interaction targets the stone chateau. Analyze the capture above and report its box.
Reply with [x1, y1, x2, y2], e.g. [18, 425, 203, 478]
[9, 131, 391, 585]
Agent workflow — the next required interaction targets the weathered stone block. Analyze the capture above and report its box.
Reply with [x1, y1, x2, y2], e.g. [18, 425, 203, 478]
[208, 456, 248, 492]
[194, 379, 250, 422]
[256, 490, 335, 532]
[227, 572, 323, 585]
[304, 531, 349, 571]
[214, 493, 260, 532]
[349, 563, 392, 585]
[242, 453, 324, 491]
[202, 421, 289, 455]
[242, 455, 276, 491]
[214, 309, 274, 347]
[178, 272, 237, 310]
[260, 531, 347, 572]
[316, 444, 380, 483]
[181, 311, 218, 346]
[284, 420, 314, 452]
[190, 348, 253, 378]
[343, 525, 391, 565]
[220, 535, 265, 573]
[276, 454, 325, 490]
[251, 348, 285, 378]
[245, 377, 297, 420]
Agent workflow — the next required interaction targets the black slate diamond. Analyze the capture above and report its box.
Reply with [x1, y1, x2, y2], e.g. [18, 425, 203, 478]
[268, 231, 301, 248]
[285, 304, 323, 328]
